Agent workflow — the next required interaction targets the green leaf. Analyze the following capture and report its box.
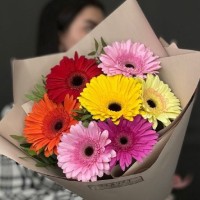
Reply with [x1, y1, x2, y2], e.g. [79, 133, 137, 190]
[96, 57, 101, 64]
[10, 135, 26, 143]
[81, 114, 92, 121]
[72, 107, 93, 122]
[38, 147, 45, 154]
[47, 157, 57, 164]
[82, 121, 89, 128]
[34, 151, 57, 166]
[35, 162, 48, 167]
[101, 37, 107, 47]
[100, 37, 107, 54]
[19, 156, 31, 159]
[20, 143, 31, 148]
[51, 154, 57, 160]
[25, 79, 46, 102]
[21, 147, 37, 156]
[72, 109, 84, 114]
[71, 115, 80, 121]
[100, 48, 105, 54]
[94, 38, 99, 51]
[18, 141, 57, 167]
[38, 153, 53, 164]
[27, 149, 37, 156]
[42, 75, 46, 84]
[25, 94, 36, 101]
[88, 51, 96, 56]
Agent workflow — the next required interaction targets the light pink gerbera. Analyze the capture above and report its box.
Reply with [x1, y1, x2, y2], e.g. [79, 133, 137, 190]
[98, 116, 158, 171]
[98, 40, 161, 78]
[57, 121, 116, 182]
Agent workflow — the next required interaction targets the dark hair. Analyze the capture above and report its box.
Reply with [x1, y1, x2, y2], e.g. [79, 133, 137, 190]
[36, 0, 105, 56]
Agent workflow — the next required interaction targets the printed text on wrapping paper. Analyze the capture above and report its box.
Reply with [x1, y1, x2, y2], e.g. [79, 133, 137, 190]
[88, 176, 144, 190]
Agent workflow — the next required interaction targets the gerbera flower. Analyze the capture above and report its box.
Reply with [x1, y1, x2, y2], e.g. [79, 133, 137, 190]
[46, 52, 102, 103]
[24, 93, 79, 157]
[78, 74, 142, 124]
[98, 40, 161, 78]
[57, 121, 116, 182]
[141, 74, 181, 129]
[98, 116, 158, 171]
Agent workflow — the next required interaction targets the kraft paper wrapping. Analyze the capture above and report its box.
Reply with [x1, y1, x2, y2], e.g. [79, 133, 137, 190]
[0, 0, 199, 199]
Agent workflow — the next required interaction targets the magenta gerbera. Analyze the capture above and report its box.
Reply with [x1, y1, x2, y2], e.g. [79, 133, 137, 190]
[57, 121, 116, 182]
[98, 40, 161, 78]
[46, 52, 102, 103]
[98, 116, 158, 171]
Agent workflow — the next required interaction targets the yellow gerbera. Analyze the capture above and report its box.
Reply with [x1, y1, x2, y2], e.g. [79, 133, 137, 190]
[141, 74, 181, 129]
[78, 74, 142, 124]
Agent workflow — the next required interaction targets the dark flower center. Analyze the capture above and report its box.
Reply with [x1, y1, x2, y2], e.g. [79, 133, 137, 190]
[84, 146, 94, 157]
[120, 137, 128, 145]
[125, 63, 135, 68]
[71, 75, 84, 87]
[108, 103, 121, 112]
[43, 110, 70, 140]
[147, 99, 156, 108]
[54, 121, 63, 131]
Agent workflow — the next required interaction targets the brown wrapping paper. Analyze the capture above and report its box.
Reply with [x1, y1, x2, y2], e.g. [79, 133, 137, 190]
[0, 0, 199, 199]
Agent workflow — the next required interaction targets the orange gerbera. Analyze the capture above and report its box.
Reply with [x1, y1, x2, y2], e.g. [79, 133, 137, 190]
[24, 93, 79, 157]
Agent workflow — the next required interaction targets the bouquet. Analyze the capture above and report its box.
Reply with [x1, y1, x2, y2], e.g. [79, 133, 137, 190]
[0, 0, 199, 199]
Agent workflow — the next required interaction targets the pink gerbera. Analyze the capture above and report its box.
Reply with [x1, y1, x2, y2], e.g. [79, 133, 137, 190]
[98, 40, 161, 78]
[57, 121, 116, 182]
[98, 116, 158, 171]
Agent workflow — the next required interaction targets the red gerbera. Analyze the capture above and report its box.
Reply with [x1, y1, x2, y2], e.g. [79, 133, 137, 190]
[46, 52, 102, 103]
[24, 93, 79, 157]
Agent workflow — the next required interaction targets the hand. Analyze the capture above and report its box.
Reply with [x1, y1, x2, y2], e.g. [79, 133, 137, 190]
[172, 174, 193, 189]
